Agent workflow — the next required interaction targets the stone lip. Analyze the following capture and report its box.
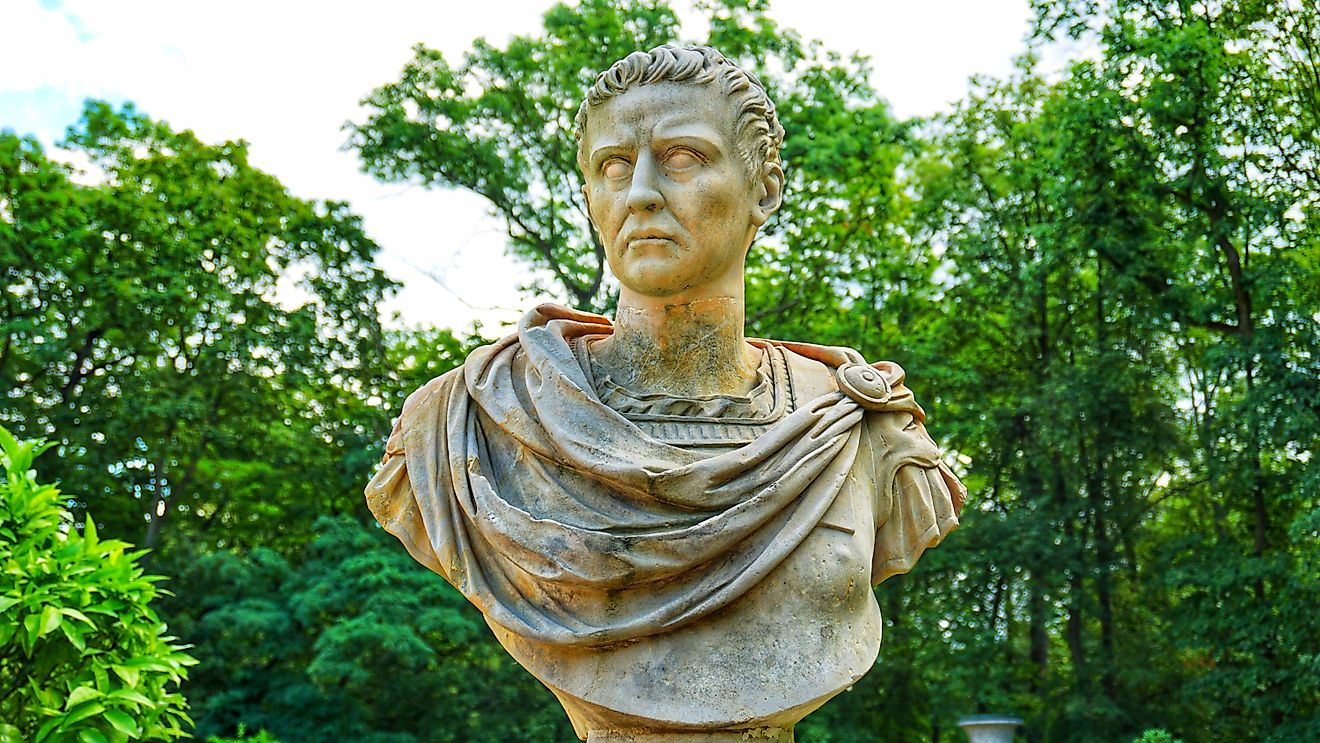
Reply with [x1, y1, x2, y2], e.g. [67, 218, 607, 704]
[957, 716, 1025, 725]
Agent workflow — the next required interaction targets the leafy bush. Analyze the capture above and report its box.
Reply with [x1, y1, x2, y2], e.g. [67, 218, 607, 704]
[0, 428, 196, 742]
[1134, 730, 1183, 743]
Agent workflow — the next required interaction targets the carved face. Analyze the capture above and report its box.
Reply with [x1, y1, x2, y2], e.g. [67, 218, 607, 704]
[581, 82, 783, 299]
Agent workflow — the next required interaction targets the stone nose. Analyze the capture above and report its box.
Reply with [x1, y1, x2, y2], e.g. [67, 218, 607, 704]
[626, 152, 664, 213]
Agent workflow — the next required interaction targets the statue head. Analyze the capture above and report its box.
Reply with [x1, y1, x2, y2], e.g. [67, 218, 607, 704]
[575, 45, 786, 300]
[575, 45, 785, 178]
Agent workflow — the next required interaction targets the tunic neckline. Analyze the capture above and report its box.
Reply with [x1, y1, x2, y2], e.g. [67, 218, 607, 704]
[573, 335, 796, 447]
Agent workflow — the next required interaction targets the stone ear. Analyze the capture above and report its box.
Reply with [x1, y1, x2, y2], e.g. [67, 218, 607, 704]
[753, 162, 784, 226]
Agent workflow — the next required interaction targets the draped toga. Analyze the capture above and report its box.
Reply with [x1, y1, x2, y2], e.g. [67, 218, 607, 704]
[365, 304, 964, 734]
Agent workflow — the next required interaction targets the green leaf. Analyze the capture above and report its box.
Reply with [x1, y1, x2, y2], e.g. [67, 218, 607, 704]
[77, 729, 108, 743]
[107, 688, 153, 706]
[24, 612, 41, 648]
[65, 685, 101, 710]
[92, 665, 109, 694]
[38, 604, 62, 639]
[58, 700, 105, 729]
[62, 607, 95, 625]
[103, 709, 139, 737]
[110, 665, 139, 688]
[61, 622, 87, 652]
[34, 717, 62, 743]
[121, 657, 171, 673]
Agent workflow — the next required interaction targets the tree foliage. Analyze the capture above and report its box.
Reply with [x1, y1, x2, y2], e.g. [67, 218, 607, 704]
[0, 428, 196, 742]
[160, 517, 570, 742]
[801, 1, 1319, 740]
[0, 101, 398, 555]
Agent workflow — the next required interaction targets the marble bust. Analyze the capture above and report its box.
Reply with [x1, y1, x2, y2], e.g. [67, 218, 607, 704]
[365, 45, 964, 742]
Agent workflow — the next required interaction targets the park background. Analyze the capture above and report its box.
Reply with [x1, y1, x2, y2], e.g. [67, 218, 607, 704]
[2, 0, 1317, 741]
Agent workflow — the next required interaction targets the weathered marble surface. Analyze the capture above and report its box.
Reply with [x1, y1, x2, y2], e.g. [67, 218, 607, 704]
[366, 44, 964, 741]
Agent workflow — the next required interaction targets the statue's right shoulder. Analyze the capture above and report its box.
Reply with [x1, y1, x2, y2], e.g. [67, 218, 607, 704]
[398, 364, 468, 425]
[395, 328, 532, 428]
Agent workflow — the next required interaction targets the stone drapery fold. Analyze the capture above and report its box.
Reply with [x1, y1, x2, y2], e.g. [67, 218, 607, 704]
[366, 304, 963, 647]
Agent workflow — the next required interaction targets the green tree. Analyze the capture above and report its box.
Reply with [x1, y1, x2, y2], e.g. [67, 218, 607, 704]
[901, 64, 1187, 740]
[206, 725, 282, 743]
[1029, 2, 1320, 739]
[871, 0, 1320, 739]
[0, 428, 196, 742]
[0, 102, 397, 556]
[161, 517, 570, 742]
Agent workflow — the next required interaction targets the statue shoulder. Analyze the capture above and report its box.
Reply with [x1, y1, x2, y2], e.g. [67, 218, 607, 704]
[774, 343, 840, 401]
[396, 333, 530, 425]
[768, 339, 915, 406]
[399, 364, 467, 421]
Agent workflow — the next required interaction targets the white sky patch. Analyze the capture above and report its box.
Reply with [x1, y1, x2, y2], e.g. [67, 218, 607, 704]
[270, 259, 315, 313]
[4, 0, 1034, 334]
[769, 1, 1032, 119]
[47, 146, 104, 186]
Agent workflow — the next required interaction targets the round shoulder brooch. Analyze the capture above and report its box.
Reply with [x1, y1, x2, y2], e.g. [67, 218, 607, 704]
[837, 362, 893, 411]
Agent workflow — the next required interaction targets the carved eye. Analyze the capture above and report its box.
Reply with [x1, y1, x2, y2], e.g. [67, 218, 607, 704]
[602, 159, 631, 179]
[666, 149, 701, 170]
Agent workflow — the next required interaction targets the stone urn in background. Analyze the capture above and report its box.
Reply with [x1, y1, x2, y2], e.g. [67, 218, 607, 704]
[958, 715, 1024, 743]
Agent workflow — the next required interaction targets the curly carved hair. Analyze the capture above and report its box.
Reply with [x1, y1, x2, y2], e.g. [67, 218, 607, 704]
[574, 45, 785, 176]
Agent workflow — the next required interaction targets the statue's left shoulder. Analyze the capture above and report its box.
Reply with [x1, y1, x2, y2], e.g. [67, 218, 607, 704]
[766, 339, 914, 415]
[776, 344, 840, 402]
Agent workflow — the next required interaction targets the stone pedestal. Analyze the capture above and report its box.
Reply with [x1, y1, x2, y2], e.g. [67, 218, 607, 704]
[585, 728, 793, 743]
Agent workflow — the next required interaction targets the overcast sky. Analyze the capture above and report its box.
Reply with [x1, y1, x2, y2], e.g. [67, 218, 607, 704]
[2, 0, 1033, 333]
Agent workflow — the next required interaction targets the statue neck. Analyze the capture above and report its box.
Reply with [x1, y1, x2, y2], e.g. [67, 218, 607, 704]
[593, 293, 760, 399]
